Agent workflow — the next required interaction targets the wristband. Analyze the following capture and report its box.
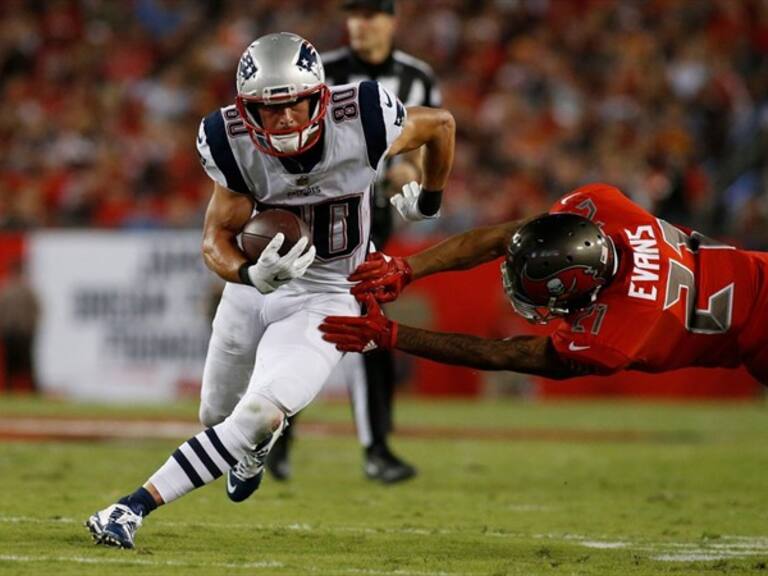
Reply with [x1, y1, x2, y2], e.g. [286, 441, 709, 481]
[238, 262, 254, 286]
[417, 189, 442, 216]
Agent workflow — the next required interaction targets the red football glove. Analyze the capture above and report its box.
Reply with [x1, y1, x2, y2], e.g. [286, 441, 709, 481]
[319, 294, 398, 353]
[348, 252, 413, 303]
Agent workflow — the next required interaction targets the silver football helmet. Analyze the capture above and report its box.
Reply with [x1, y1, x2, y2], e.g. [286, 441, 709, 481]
[235, 32, 330, 156]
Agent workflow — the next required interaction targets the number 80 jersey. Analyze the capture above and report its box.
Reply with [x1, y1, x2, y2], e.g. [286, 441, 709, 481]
[196, 81, 406, 293]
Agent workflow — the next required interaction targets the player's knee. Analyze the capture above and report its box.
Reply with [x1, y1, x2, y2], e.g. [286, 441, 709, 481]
[229, 395, 286, 445]
[209, 333, 254, 361]
[199, 403, 228, 428]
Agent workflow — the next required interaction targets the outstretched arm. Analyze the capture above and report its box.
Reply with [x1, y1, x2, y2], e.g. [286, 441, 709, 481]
[397, 327, 578, 379]
[349, 219, 527, 300]
[319, 297, 582, 379]
[408, 219, 525, 280]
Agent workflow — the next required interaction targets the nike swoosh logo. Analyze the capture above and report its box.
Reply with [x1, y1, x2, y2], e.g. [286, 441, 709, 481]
[568, 342, 591, 352]
[383, 90, 393, 107]
[560, 192, 580, 205]
[227, 473, 237, 494]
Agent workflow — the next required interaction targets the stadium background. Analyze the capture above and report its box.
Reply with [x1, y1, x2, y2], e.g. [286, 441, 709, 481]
[0, 0, 767, 400]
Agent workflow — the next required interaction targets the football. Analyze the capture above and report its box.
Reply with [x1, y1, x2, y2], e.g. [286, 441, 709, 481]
[240, 209, 312, 262]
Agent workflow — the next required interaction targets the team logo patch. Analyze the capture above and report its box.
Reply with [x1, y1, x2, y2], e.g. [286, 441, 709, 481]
[521, 265, 604, 303]
[239, 52, 258, 81]
[546, 278, 566, 296]
[296, 41, 321, 80]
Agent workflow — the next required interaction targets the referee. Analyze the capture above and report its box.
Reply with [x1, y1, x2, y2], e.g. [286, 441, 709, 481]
[267, 0, 441, 484]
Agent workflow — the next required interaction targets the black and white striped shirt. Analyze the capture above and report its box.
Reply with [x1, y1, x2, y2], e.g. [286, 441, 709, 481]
[320, 46, 441, 247]
[321, 46, 441, 108]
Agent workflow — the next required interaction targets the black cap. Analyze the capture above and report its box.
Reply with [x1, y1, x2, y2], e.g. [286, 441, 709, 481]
[342, 0, 395, 14]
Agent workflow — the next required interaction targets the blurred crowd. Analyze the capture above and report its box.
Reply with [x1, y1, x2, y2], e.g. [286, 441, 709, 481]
[1, 0, 767, 247]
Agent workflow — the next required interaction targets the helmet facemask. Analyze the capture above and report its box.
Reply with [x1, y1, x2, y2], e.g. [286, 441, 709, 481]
[501, 261, 573, 324]
[236, 85, 330, 156]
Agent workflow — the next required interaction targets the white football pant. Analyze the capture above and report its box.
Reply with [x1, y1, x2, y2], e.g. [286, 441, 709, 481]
[199, 282, 359, 428]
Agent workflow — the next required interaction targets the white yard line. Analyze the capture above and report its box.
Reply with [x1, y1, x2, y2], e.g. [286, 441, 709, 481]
[0, 554, 282, 569]
[0, 515, 454, 535]
[651, 551, 767, 562]
[0, 554, 472, 576]
[579, 541, 629, 549]
[3, 515, 767, 564]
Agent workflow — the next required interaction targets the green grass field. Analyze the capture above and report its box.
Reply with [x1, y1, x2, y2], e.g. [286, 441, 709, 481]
[2, 395, 768, 575]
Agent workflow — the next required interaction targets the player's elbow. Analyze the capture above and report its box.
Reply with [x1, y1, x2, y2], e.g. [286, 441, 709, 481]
[201, 232, 216, 268]
[476, 342, 528, 372]
[431, 109, 455, 143]
[201, 228, 230, 271]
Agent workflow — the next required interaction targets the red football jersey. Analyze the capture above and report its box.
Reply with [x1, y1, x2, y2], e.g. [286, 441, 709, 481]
[548, 183, 768, 381]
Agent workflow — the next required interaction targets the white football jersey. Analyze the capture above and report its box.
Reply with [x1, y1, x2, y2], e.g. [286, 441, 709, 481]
[196, 81, 406, 292]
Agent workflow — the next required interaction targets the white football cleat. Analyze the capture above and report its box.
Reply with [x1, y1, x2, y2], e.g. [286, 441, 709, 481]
[227, 420, 288, 502]
[85, 503, 143, 549]
[226, 450, 266, 502]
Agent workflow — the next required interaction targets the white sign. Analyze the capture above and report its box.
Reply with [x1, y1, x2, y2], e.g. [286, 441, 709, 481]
[29, 231, 215, 402]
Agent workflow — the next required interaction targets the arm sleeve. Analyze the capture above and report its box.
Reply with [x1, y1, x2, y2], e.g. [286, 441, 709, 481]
[358, 80, 406, 172]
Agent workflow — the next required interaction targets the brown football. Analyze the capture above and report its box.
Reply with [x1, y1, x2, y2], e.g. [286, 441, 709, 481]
[241, 209, 312, 262]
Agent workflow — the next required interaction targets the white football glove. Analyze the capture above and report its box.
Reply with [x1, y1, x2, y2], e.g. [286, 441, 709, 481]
[247, 233, 316, 294]
[390, 181, 440, 222]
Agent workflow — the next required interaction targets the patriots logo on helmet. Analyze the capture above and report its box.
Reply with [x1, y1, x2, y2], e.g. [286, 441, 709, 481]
[296, 41, 321, 80]
[239, 52, 258, 82]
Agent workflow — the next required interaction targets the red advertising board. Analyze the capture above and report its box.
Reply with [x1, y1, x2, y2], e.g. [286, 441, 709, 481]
[0, 233, 25, 279]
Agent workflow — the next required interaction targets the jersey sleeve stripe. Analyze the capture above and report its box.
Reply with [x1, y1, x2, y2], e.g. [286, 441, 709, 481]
[358, 80, 388, 169]
[203, 110, 250, 194]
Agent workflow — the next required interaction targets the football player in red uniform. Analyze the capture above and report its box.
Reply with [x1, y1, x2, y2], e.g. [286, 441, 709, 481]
[319, 183, 768, 382]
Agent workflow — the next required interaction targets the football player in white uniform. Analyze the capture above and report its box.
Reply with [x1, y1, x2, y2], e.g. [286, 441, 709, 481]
[85, 32, 454, 549]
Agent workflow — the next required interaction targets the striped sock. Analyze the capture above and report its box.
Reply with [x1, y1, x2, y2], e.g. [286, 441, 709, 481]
[147, 421, 251, 504]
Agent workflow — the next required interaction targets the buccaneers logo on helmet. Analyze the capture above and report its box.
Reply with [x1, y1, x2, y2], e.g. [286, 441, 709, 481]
[502, 212, 616, 323]
[520, 265, 608, 305]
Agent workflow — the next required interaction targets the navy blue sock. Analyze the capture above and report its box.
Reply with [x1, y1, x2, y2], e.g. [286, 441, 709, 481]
[119, 487, 158, 517]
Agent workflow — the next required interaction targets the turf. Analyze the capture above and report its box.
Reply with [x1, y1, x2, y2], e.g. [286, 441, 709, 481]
[1, 396, 768, 575]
